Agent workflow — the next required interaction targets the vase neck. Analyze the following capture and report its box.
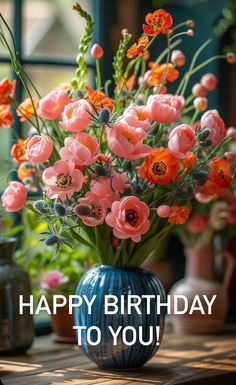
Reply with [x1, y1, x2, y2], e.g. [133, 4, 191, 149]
[185, 244, 215, 281]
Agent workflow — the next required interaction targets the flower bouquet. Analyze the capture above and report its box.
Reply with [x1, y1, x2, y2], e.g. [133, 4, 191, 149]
[1, 3, 236, 369]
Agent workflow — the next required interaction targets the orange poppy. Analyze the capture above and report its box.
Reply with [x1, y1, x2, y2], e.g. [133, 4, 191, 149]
[86, 86, 114, 111]
[127, 35, 149, 59]
[148, 63, 179, 87]
[11, 138, 27, 163]
[0, 105, 14, 128]
[138, 147, 179, 185]
[168, 205, 191, 225]
[115, 75, 136, 92]
[143, 9, 173, 36]
[16, 97, 39, 122]
[208, 157, 232, 188]
[179, 151, 197, 173]
[0, 78, 16, 105]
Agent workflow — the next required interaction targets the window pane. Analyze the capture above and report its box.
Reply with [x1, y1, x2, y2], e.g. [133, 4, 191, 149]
[24, 64, 94, 95]
[22, 0, 93, 59]
[0, 0, 13, 56]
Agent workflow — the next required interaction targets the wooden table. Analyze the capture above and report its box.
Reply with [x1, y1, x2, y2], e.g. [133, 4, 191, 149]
[1, 327, 236, 385]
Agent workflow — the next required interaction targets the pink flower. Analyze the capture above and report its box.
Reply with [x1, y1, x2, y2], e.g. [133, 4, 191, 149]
[201, 109, 226, 147]
[75, 192, 107, 226]
[192, 83, 207, 97]
[37, 90, 70, 120]
[122, 104, 151, 131]
[42, 160, 84, 201]
[90, 172, 129, 208]
[147, 94, 184, 123]
[195, 192, 215, 203]
[201, 73, 217, 91]
[1, 181, 27, 212]
[59, 133, 99, 166]
[106, 196, 150, 242]
[107, 122, 151, 160]
[60, 100, 92, 132]
[26, 134, 53, 164]
[193, 97, 208, 112]
[41, 270, 69, 290]
[168, 124, 196, 159]
[188, 213, 208, 233]
[171, 50, 186, 67]
[91, 43, 104, 59]
[157, 205, 171, 218]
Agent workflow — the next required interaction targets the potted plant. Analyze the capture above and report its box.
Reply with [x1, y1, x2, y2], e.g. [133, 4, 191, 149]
[0, 3, 236, 368]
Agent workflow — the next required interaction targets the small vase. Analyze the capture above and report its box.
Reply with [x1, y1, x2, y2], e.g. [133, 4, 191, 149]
[75, 265, 165, 369]
[51, 301, 77, 343]
[0, 238, 34, 353]
[170, 243, 234, 334]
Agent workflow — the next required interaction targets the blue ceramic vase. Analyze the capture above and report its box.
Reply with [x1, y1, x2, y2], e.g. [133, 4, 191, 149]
[75, 265, 166, 369]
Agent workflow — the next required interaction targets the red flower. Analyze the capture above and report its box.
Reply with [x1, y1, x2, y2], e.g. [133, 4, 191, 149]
[168, 205, 191, 225]
[0, 78, 16, 105]
[86, 86, 114, 111]
[208, 157, 232, 188]
[11, 139, 27, 163]
[143, 9, 173, 36]
[0, 105, 14, 128]
[127, 36, 149, 59]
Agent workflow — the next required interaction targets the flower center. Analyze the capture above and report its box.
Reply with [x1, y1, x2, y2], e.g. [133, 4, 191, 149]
[218, 169, 225, 179]
[152, 161, 167, 176]
[125, 209, 139, 226]
[56, 173, 72, 188]
[136, 110, 146, 121]
[90, 203, 102, 219]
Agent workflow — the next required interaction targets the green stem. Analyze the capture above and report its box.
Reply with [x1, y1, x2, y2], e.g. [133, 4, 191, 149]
[95, 59, 102, 90]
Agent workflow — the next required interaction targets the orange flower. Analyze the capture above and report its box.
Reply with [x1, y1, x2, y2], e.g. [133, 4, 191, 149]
[0, 78, 16, 105]
[0, 105, 14, 128]
[127, 35, 149, 59]
[17, 162, 35, 182]
[148, 63, 179, 87]
[143, 9, 173, 36]
[86, 86, 114, 111]
[16, 97, 39, 122]
[208, 157, 232, 188]
[179, 151, 197, 173]
[115, 75, 136, 92]
[168, 205, 191, 224]
[11, 139, 27, 163]
[138, 147, 178, 185]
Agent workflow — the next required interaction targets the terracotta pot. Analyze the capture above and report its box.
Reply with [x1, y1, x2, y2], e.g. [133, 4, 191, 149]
[170, 243, 234, 334]
[51, 302, 76, 343]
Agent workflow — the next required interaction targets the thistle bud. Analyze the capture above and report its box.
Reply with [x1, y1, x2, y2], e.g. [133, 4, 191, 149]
[197, 128, 211, 142]
[123, 160, 133, 173]
[45, 235, 59, 246]
[54, 202, 67, 217]
[33, 200, 50, 214]
[98, 107, 111, 124]
[91, 43, 104, 59]
[94, 164, 109, 176]
[192, 170, 209, 185]
[75, 204, 91, 216]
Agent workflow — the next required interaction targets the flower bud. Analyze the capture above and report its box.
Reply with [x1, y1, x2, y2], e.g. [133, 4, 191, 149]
[192, 170, 209, 185]
[224, 152, 236, 162]
[98, 107, 111, 124]
[192, 83, 207, 97]
[157, 205, 171, 218]
[91, 43, 104, 59]
[33, 200, 50, 214]
[187, 29, 194, 37]
[227, 53, 236, 64]
[186, 20, 195, 28]
[171, 50, 186, 67]
[201, 73, 217, 91]
[194, 97, 208, 112]
[45, 235, 59, 246]
[54, 202, 67, 217]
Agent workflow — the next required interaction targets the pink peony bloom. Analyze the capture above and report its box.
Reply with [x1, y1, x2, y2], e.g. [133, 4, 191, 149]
[201, 109, 226, 147]
[41, 270, 69, 290]
[147, 94, 184, 123]
[122, 104, 151, 132]
[106, 196, 150, 242]
[171, 50, 186, 67]
[90, 172, 129, 208]
[107, 121, 151, 160]
[192, 83, 207, 97]
[42, 160, 84, 201]
[75, 192, 107, 226]
[193, 97, 208, 112]
[200, 73, 217, 91]
[26, 134, 53, 164]
[37, 90, 70, 120]
[168, 124, 196, 159]
[60, 99, 92, 132]
[59, 132, 99, 166]
[1, 181, 27, 212]
[157, 205, 171, 218]
[188, 213, 208, 233]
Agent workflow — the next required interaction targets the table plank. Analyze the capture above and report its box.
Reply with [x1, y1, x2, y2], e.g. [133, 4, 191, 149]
[1, 329, 236, 385]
